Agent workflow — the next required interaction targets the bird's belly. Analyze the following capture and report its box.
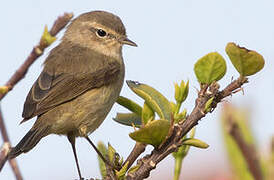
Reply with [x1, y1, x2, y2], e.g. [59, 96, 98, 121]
[43, 84, 122, 136]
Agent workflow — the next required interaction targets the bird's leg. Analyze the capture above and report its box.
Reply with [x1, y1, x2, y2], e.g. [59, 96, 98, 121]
[85, 136, 117, 170]
[67, 133, 83, 180]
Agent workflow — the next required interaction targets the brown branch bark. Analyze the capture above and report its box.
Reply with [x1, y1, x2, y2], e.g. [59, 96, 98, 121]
[125, 77, 248, 180]
[123, 143, 146, 170]
[0, 108, 22, 180]
[105, 163, 118, 180]
[0, 142, 10, 165]
[227, 112, 263, 180]
[0, 12, 73, 179]
[212, 76, 248, 109]
[0, 12, 73, 101]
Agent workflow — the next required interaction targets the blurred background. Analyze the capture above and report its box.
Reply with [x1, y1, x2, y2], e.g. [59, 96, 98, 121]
[0, 0, 273, 179]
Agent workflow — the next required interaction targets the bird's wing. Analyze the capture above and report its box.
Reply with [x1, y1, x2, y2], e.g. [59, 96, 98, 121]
[21, 60, 121, 123]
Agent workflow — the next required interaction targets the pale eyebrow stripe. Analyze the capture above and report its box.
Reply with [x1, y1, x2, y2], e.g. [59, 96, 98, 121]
[81, 21, 119, 36]
[89, 27, 117, 40]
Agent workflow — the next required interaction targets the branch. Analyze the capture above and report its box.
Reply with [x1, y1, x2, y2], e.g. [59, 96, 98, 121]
[227, 112, 263, 180]
[105, 163, 117, 180]
[0, 108, 22, 180]
[0, 12, 73, 101]
[215, 77, 248, 103]
[123, 143, 146, 170]
[0, 142, 10, 167]
[0, 12, 73, 178]
[125, 77, 248, 180]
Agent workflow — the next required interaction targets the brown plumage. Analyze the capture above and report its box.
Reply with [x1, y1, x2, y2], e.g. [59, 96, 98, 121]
[6, 10, 137, 179]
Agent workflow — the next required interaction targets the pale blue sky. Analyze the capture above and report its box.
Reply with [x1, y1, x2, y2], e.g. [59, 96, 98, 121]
[1, 0, 273, 179]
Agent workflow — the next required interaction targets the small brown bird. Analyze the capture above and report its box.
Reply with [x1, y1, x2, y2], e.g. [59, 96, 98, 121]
[7, 10, 136, 179]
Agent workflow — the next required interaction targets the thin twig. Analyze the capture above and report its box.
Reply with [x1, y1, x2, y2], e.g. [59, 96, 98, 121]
[0, 109, 22, 180]
[123, 143, 146, 170]
[85, 137, 116, 170]
[49, 13, 73, 36]
[215, 77, 248, 104]
[0, 12, 73, 101]
[0, 142, 10, 171]
[227, 113, 263, 180]
[0, 12, 73, 178]
[125, 77, 248, 180]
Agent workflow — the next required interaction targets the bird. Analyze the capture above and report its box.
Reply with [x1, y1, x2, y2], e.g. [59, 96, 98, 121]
[7, 10, 137, 179]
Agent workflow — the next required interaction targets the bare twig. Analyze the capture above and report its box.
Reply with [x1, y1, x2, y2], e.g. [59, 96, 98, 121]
[0, 109, 22, 180]
[0, 142, 10, 171]
[125, 77, 248, 180]
[213, 76, 248, 108]
[0, 12, 73, 178]
[49, 13, 73, 36]
[0, 12, 73, 101]
[227, 112, 263, 180]
[123, 143, 146, 170]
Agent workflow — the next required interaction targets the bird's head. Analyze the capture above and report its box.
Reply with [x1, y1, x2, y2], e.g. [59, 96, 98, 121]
[63, 11, 137, 59]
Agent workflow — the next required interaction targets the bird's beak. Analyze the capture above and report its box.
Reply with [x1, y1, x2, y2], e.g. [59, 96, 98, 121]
[120, 37, 137, 47]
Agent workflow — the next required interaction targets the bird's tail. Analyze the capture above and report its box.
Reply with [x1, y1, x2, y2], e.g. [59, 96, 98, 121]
[8, 127, 49, 159]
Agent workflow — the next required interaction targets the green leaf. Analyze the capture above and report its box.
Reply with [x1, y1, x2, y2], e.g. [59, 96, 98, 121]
[173, 127, 196, 159]
[204, 97, 214, 113]
[119, 157, 124, 167]
[226, 42, 265, 76]
[142, 102, 155, 125]
[174, 83, 181, 103]
[189, 127, 196, 139]
[170, 101, 177, 114]
[194, 52, 227, 84]
[97, 142, 108, 178]
[115, 161, 129, 180]
[116, 96, 142, 116]
[174, 109, 187, 123]
[41, 25, 56, 46]
[182, 138, 209, 149]
[129, 119, 170, 147]
[173, 146, 187, 159]
[113, 113, 142, 128]
[128, 164, 140, 174]
[126, 81, 172, 121]
[174, 80, 189, 104]
[181, 80, 189, 103]
[108, 143, 116, 163]
[0, 86, 9, 94]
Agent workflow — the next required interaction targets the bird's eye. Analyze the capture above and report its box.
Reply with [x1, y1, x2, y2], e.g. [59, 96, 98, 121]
[96, 29, 107, 37]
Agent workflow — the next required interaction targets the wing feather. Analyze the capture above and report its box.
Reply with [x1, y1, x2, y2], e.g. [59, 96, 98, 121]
[21, 58, 121, 123]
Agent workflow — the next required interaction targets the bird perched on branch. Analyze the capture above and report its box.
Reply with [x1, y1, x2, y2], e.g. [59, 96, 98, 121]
[6, 10, 137, 179]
